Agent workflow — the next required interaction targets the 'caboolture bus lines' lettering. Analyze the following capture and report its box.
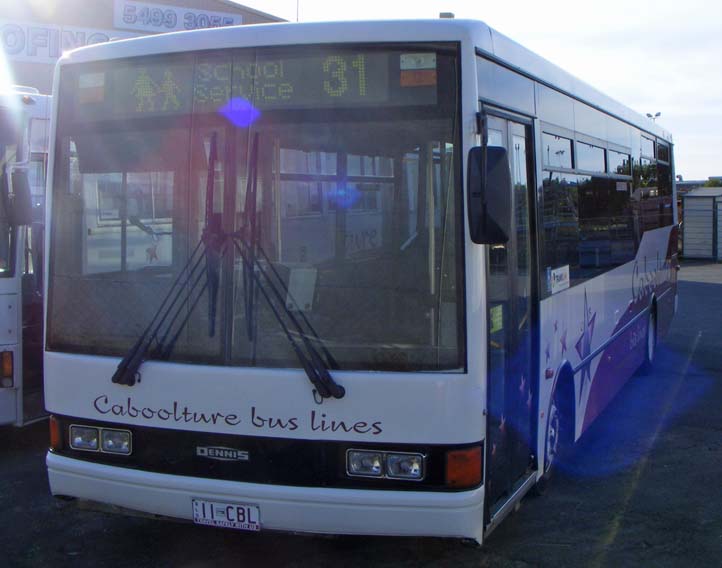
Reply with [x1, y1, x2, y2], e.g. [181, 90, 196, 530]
[92, 395, 382, 435]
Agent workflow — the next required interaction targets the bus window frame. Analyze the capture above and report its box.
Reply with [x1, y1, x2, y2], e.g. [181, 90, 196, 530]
[47, 42, 468, 374]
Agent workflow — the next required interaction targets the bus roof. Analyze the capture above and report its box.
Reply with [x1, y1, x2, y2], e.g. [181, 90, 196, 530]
[55, 19, 671, 142]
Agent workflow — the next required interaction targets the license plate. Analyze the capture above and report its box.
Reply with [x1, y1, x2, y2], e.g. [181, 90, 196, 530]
[192, 499, 260, 531]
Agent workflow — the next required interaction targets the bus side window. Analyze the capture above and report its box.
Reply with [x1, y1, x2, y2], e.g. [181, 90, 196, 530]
[22, 227, 36, 302]
[22, 224, 43, 298]
[23, 227, 32, 277]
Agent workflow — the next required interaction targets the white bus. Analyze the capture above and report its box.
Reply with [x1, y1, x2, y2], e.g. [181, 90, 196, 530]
[0, 87, 48, 427]
[45, 20, 677, 544]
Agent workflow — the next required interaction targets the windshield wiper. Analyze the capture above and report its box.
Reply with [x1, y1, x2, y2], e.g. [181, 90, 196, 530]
[111, 132, 223, 386]
[111, 130, 344, 400]
[204, 132, 222, 338]
[233, 132, 343, 400]
[231, 237, 345, 399]
[253, 242, 339, 371]
[241, 133, 259, 342]
[110, 239, 208, 385]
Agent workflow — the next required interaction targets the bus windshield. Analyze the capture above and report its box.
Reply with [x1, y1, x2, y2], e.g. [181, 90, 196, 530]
[48, 43, 464, 373]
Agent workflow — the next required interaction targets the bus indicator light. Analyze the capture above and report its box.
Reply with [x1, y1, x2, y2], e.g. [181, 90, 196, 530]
[1, 351, 13, 386]
[445, 446, 482, 489]
[49, 416, 62, 451]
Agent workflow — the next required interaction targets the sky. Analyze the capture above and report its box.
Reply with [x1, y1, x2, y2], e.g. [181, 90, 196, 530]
[237, 0, 722, 180]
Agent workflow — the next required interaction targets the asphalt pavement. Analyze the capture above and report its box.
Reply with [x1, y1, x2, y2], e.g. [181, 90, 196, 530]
[2, 261, 721, 567]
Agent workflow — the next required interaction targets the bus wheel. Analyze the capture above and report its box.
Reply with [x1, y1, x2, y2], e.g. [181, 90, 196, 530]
[545, 396, 561, 474]
[638, 308, 657, 375]
[532, 384, 568, 496]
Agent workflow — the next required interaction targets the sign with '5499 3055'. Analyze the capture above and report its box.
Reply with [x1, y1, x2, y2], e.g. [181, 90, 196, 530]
[114, 0, 242, 34]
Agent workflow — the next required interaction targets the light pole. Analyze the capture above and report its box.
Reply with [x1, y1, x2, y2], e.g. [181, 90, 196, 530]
[646, 112, 661, 122]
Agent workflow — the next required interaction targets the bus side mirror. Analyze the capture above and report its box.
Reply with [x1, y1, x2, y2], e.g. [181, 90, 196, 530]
[467, 146, 511, 244]
[10, 170, 34, 227]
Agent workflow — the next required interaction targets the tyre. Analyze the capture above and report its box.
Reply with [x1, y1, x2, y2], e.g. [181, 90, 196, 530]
[532, 378, 571, 496]
[638, 308, 657, 375]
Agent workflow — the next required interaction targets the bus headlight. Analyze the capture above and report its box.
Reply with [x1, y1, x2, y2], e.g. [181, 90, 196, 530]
[100, 429, 132, 455]
[347, 450, 383, 477]
[386, 452, 424, 480]
[69, 425, 99, 451]
[346, 449, 426, 480]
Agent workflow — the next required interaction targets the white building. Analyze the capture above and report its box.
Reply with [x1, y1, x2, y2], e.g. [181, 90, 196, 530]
[1, 0, 283, 93]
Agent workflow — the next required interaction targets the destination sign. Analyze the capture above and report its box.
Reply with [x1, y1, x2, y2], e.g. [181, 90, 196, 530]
[74, 50, 438, 119]
[194, 52, 391, 112]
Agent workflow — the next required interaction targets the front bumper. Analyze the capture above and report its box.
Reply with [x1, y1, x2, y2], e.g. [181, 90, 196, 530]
[47, 452, 485, 542]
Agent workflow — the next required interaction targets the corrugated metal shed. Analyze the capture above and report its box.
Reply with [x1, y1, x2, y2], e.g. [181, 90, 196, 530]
[682, 188, 722, 260]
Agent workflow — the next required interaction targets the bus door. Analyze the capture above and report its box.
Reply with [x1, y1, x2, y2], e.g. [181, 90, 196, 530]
[484, 114, 536, 518]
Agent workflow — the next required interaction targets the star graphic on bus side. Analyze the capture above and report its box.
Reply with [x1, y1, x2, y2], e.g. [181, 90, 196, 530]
[575, 289, 596, 403]
[560, 330, 568, 355]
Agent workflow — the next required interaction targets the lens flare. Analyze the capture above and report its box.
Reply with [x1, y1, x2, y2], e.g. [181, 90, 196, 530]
[219, 98, 260, 128]
[329, 184, 360, 209]
[556, 345, 712, 479]
[0, 47, 17, 93]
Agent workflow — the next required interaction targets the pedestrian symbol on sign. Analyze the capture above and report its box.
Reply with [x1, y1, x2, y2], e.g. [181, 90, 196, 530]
[132, 69, 158, 112]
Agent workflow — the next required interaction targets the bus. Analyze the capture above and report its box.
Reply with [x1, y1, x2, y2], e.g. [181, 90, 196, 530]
[45, 19, 677, 544]
[0, 87, 48, 427]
